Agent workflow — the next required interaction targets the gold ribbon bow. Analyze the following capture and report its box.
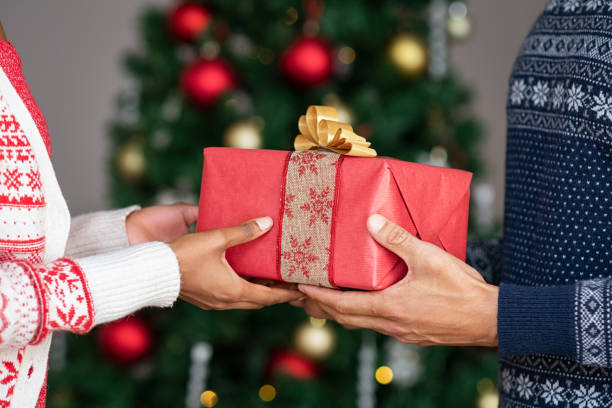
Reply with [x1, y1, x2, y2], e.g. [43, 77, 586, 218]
[294, 106, 377, 157]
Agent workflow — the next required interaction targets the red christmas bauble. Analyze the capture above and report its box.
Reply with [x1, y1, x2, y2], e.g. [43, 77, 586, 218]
[99, 316, 152, 365]
[169, 3, 212, 42]
[280, 37, 333, 87]
[267, 351, 318, 380]
[181, 59, 236, 106]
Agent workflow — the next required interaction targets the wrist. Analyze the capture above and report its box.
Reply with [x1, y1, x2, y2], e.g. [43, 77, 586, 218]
[478, 283, 499, 347]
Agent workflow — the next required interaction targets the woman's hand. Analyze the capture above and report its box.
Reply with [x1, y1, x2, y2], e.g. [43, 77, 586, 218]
[126, 203, 198, 244]
[171, 216, 302, 310]
[299, 214, 499, 347]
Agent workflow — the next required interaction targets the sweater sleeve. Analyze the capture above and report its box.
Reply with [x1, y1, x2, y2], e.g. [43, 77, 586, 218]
[499, 277, 612, 367]
[465, 237, 504, 285]
[65, 206, 140, 258]
[0, 242, 180, 349]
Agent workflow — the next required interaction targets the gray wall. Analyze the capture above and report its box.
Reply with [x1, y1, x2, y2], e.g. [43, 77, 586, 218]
[0, 0, 547, 218]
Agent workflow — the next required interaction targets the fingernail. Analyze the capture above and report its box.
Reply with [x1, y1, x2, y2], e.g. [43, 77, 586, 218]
[255, 216, 273, 231]
[367, 214, 387, 233]
[298, 284, 309, 293]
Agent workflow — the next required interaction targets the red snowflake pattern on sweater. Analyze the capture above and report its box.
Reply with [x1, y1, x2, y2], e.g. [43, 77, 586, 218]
[0, 63, 94, 406]
[290, 151, 327, 176]
[300, 187, 333, 226]
[0, 349, 22, 407]
[281, 236, 319, 279]
[35, 259, 94, 339]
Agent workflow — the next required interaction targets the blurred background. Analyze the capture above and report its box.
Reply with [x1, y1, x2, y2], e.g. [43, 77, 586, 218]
[0, 1, 546, 407]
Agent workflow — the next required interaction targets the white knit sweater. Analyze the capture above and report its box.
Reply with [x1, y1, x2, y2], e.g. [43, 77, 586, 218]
[0, 56, 181, 407]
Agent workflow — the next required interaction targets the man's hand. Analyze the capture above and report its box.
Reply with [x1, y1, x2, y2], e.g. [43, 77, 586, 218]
[299, 214, 499, 347]
[171, 216, 302, 310]
[126, 203, 198, 244]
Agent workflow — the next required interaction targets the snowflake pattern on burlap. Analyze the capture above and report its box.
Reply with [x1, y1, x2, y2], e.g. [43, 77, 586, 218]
[281, 236, 320, 279]
[290, 151, 327, 176]
[284, 194, 295, 218]
[300, 187, 333, 226]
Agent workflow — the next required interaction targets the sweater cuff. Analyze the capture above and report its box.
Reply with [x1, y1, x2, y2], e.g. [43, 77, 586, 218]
[498, 283, 576, 358]
[65, 205, 141, 258]
[76, 242, 180, 326]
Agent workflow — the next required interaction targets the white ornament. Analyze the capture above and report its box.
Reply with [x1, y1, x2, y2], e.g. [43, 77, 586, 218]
[447, 2, 472, 40]
[117, 84, 141, 125]
[385, 338, 422, 388]
[357, 331, 377, 408]
[473, 182, 496, 233]
[428, 0, 448, 79]
[185, 342, 213, 408]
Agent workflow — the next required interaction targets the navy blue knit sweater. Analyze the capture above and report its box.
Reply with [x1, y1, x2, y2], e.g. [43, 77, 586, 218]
[466, 1, 612, 407]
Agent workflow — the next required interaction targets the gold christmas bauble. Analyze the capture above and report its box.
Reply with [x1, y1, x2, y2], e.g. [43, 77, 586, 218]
[293, 320, 336, 361]
[477, 391, 499, 408]
[116, 141, 146, 182]
[389, 34, 428, 77]
[200, 390, 218, 407]
[223, 120, 263, 149]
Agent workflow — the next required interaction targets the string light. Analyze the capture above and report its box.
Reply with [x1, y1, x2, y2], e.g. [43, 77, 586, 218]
[200, 41, 220, 59]
[338, 46, 356, 64]
[375, 366, 393, 385]
[285, 8, 299, 24]
[200, 390, 218, 407]
[259, 384, 277, 402]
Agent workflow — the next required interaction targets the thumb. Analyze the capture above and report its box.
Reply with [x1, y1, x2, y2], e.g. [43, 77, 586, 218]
[176, 203, 199, 225]
[366, 214, 420, 261]
[218, 216, 274, 249]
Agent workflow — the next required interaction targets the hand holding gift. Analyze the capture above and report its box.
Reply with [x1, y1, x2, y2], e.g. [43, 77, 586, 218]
[171, 217, 302, 310]
[299, 214, 499, 347]
[125, 204, 301, 310]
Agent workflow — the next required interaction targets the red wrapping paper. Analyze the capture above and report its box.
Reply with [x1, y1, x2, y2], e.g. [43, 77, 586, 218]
[197, 147, 472, 290]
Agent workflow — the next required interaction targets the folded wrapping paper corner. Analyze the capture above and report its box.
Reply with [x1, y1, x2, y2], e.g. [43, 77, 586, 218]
[386, 158, 472, 260]
[197, 147, 472, 290]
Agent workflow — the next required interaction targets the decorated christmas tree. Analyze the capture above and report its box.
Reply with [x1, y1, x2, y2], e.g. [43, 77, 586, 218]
[47, 1, 498, 407]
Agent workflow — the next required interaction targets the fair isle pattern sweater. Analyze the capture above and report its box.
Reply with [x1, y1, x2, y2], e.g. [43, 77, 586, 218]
[468, 1, 612, 407]
[0, 41, 181, 408]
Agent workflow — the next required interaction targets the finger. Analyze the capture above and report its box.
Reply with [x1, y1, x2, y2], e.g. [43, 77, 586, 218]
[187, 298, 262, 311]
[240, 279, 302, 306]
[298, 284, 379, 316]
[176, 203, 199, 226]
[303, 299, 333, 319]
[289, 298, 307, 308]
[366, 214, 420, 261]
[313, 302, 395, 335]
[219, 217, 273, 249]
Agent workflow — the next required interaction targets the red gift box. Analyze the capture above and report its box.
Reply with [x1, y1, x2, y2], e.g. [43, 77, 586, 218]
[196, 147, 472, 290]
